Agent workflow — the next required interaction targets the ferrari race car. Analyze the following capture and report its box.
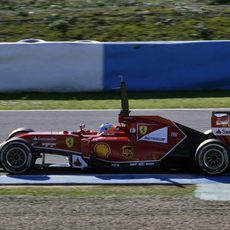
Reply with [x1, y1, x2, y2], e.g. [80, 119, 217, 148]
[0, 81, 230, 175]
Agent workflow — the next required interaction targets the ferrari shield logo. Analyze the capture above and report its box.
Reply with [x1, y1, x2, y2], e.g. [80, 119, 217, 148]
[66, 137, 74, 148]
[139, 125, 148, 135]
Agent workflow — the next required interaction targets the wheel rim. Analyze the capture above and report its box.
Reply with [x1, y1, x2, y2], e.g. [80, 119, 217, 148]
[203, 148, 225, 170]
[5, 147, 27, 169]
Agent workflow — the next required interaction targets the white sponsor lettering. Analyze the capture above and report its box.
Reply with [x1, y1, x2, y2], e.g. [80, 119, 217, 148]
[130, 162, 156, 167]
[212, 128, 230, 136]
[140, 127, 168, 143]
[41, 142, 56, 148]
[33, 137, 56, 142]
[145, 162, 155, 166]
[111, 163, 120, 167]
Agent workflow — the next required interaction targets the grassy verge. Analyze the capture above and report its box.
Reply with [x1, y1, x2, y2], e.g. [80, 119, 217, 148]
[0, 185, 195, 197]
[0, 91, 230, 109]
[0, 0, 229, 42]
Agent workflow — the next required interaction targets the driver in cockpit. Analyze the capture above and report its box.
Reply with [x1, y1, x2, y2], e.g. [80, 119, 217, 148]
[98, 123, 116, 134]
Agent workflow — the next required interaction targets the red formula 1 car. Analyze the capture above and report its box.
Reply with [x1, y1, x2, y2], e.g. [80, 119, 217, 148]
[0, 81, 230, 175]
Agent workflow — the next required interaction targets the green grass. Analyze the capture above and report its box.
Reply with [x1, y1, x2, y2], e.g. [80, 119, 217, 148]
[0, 91, 229, 109]
[0, 0, 229, 42]
[0, 185, 195, 197]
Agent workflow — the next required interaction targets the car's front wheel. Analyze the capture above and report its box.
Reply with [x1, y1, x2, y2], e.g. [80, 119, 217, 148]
[6, 128, 34, 140]
[0, 141, 33, 174]
[195, 139, 229, 175]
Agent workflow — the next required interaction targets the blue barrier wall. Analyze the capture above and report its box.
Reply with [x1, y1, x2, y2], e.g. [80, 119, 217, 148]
[103, 41, 230, 91]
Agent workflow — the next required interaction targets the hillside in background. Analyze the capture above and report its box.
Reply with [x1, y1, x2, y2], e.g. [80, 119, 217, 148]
[0, 0, 230, 42]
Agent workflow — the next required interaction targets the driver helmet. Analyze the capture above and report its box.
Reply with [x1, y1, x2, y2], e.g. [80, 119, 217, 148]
[98, 123, 116, 134]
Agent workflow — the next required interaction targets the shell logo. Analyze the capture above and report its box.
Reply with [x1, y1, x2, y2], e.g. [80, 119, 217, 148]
[94, 143, 111, 158]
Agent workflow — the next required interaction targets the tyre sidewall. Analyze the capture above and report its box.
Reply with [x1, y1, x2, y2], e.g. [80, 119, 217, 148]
[7, 128, 34, 140]
[195, 140, 229, 175]
[0, 141, 33, 174]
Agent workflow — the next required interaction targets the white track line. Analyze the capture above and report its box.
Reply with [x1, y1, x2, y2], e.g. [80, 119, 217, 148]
[0, 108, 229, 112]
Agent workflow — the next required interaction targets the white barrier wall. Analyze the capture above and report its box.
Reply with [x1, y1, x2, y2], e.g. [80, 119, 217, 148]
[0, 41, 103, 92]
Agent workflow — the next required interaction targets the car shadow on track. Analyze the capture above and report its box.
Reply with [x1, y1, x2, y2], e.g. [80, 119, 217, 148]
[1, 166, 230, 185]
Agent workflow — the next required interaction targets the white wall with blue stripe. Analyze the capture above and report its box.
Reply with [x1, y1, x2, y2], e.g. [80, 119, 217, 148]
[0, 40, 230, 92]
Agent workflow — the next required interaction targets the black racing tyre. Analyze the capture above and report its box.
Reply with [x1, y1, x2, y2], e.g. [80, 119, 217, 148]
[7, 128, 34, 140]
[0, 141, 33, 174]
[195, 139, 229, 175]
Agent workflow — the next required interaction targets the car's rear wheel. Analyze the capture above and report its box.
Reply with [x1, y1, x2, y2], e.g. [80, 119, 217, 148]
[0, 141, 33, 174]
[195, 139, 229, 175]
